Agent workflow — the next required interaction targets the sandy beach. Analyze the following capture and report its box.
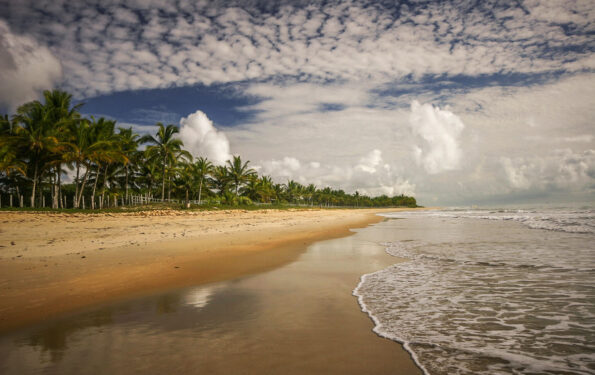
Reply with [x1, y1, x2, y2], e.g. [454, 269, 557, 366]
[0, 209, 424, 374]
[0, 208, 408, 332]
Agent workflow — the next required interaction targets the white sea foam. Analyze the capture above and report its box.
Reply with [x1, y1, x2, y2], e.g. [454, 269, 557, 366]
[382, 208, 595, 234]
[354, 209, 595, 375]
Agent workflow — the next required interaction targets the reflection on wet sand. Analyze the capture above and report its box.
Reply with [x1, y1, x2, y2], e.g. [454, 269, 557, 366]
[0, 223, 421, 375]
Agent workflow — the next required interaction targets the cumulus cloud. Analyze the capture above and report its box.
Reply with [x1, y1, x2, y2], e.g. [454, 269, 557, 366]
[409, 101, 465, 174]
[0, 20, 62, 111]
[257, 149, 415, 197]
[178, 110, 231, 165]
[355, 149, 383, 174]
[501, 149, 595, 192]
[258, 157, 301, 179]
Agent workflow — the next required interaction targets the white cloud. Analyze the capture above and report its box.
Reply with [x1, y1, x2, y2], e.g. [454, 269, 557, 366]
[501, 149, 595, 192]
[258, 157, 301, 179]
[0, 20, 62, 111]
[256, 149, 415, 197]
[2, 1, 593, 205]
[409, 101, 465, 174]
[224, 73, 594, 205]
[3, 1, 593, 98]
[355, 149, 383, 174]
[178, 110, 232, 165]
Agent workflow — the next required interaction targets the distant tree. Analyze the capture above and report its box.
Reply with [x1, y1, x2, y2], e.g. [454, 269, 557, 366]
[226, 155, 256, 196]
[194, 156, 213, 205]
[117, 127, 140, 203]
[142, 123, 190, 201]
[13, 100, 61, 207]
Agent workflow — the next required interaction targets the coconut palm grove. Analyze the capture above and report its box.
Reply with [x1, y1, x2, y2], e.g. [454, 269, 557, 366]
[0, 90, 417, 210]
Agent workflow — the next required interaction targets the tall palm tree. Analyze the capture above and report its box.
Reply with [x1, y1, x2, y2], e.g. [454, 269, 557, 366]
[257, 176, 275, 203]
[13, 100, 61, 207]
[117, 127, 140, 203]
[284, 180, 303, 204]
[194, 156, 212, 205]
[141, 123, 189, 201]
[272, 183, 284, 203]
[177, 158, 195, 207]
[304, 184, 316, 206]
[42, 90, 82, 208]
[138, 156, 159, 199]
[0, 115, 25, 177]
[225, 155, 256, 197]
[85, 117, 125, 209]
[243, 176, 260, 202]
[210, 165, 230, 197]
[64, 118, 94, 208]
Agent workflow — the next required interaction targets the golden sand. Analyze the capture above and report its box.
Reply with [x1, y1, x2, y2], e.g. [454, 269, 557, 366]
[0, 208, 407, 331]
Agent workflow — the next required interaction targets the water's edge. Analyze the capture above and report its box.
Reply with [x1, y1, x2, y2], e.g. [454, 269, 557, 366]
[353, 268, 430, 375]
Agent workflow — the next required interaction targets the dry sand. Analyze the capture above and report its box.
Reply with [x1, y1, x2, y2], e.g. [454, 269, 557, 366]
[0, 207, 407, 332]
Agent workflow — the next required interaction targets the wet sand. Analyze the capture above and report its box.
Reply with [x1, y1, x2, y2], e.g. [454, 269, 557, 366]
[0, 216, 422, 374]
[0, 208, 413, 332]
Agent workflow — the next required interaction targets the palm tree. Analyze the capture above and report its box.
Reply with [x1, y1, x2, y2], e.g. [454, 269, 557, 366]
[225, 155, 256, 197]
[85, 117, 118, 208]
[0, 115, 25, 178]
[12, 100, 61, 207]
[42, 90, 82, 208]
[247, 175, 275, 203]
[210, 165, 230, 197]
[284, 180, 303, 204]
[272, 183, 285, 203]
[64, 118, 94, 207]
[0, 144, 25, 177]
[194, 156, 212, 205]
[243, 176, 260, 202]
[117, 127, 140, 203]
[177, 158, 195, 207]
[304, 184, 316, 206]
[142, 123, 189, 201]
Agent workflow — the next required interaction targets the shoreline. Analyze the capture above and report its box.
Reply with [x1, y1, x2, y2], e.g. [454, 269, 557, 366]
[0, 207, 413, 333]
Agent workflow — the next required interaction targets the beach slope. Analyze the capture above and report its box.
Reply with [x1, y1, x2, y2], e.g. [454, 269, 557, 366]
[0, 208, 403, 332]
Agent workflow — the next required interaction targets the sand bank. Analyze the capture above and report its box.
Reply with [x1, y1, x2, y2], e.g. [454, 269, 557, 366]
[0, 208, 408, 332]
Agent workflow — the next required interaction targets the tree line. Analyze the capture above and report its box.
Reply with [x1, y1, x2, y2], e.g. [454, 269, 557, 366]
[0, 90, 417, 209]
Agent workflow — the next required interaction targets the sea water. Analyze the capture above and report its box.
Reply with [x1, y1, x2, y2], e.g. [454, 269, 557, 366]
[354, 208, 595, 375]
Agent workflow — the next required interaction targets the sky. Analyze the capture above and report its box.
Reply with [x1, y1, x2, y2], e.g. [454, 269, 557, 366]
[0, 0, 593, 206]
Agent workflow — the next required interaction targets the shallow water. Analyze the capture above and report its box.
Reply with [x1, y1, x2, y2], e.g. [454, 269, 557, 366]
[354, 209, 595, 375]
[0, 224, 421, 375]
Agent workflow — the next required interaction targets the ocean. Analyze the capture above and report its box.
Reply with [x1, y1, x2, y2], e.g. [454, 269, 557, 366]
[354, 207, 595, 375]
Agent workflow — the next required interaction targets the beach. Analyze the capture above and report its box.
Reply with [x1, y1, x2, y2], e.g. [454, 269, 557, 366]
[0, 208, 408, 331]
[0, 208, 423, 374]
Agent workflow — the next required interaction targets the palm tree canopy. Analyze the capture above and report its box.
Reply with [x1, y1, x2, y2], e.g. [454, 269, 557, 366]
[226, 155, 256, 195]
[142, 123, 189, 166]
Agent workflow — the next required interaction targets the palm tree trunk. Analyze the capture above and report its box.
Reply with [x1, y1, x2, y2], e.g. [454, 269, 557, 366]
[198, 178, 203, 205]
[74, 162, 80, 208]
[161, 164, 166, 201]
[125, 167, 129, 204]
[185, 189, 189, 208]
[53, 171, 58, 209]
[76, 166, 89, 208]
[167, 176, 170, 201]
[91, 165, 100, 209]
[57, 163, 62, 208]
[100, 165, 108, 209]
[30, 161, 38, 208]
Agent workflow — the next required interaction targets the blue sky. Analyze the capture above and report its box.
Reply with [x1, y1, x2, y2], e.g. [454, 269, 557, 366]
[0, 0, 593, 205]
